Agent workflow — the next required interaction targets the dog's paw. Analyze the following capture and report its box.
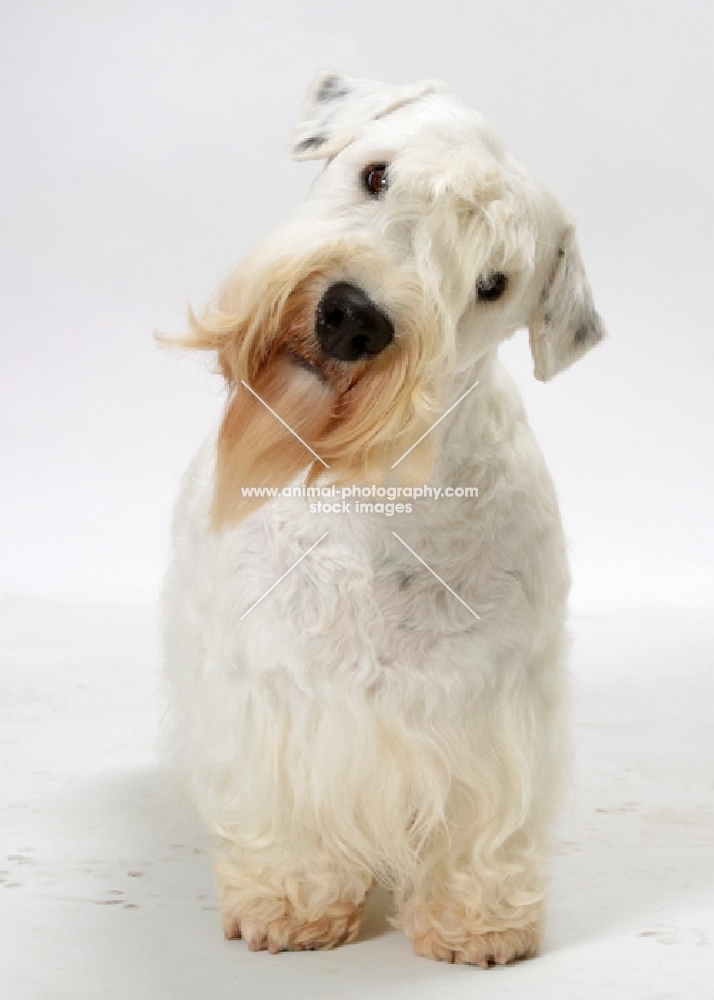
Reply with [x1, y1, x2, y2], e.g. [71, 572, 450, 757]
[411, 925, 540, 967]
[222, 898, 365, 953]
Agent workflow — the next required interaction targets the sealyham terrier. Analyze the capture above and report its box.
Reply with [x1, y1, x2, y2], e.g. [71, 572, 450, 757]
[162, 70, 605, 967]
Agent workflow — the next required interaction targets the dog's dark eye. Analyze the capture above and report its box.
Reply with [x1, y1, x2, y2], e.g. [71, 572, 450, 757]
[477, 272, 508, 302]
[363, 163, 388, 197]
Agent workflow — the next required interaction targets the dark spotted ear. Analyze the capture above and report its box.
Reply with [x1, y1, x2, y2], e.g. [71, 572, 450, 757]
[528, 226, 606, 381]
[291, 70, 447, 161]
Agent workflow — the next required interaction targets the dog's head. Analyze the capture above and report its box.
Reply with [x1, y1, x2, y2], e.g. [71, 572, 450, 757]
[187, 71, 606, 526]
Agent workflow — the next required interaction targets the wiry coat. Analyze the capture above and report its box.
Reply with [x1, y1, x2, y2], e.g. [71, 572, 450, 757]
[162, 71, 604, 965]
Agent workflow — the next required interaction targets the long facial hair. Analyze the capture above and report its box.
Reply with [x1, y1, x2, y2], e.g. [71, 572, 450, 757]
[181, 239, 445, 527]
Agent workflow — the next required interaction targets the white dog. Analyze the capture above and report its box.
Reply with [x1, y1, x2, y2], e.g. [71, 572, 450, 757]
[162, 71, 605, 966]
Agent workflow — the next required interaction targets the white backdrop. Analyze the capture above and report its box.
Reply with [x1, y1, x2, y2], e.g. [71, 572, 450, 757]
[1, 0, 713, 612]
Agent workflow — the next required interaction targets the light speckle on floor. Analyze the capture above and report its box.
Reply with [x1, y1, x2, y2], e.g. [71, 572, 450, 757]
[1, 598, 713, 999]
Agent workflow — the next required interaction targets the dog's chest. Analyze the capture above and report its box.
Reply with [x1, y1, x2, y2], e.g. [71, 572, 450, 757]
[215, 502, 494, 679]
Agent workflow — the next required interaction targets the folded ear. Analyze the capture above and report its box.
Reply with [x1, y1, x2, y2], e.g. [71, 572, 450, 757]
[292, 70, 447, 161]
[528, 227, 606, 381]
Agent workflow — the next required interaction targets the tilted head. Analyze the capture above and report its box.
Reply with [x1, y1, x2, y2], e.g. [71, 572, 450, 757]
[188, 71, 606, 526]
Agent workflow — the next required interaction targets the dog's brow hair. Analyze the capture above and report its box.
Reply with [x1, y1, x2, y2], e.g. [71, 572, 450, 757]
[391, 532, 480, 619]
[390, 380, 479, 469]
[240, 379, 330, 469]
[239, 532, 330, 620]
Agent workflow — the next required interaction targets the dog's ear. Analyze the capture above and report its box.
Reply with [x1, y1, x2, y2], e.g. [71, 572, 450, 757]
[291, 70, 446, 161]
[528, 227, 606, 381]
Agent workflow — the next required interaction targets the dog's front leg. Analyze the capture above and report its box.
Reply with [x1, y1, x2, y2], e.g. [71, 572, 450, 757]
[215, 847, 373, 953]
[392, 838, 546, 967]
[390, 660, 564, 967]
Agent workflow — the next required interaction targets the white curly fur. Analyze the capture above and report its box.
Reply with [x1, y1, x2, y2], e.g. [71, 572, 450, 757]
[162, 71, 605, 965]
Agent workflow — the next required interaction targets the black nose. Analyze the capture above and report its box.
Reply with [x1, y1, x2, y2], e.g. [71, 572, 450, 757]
[315, 282, 394, 362]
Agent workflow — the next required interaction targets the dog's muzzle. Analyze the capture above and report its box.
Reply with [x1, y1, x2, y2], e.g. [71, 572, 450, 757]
[315, 282, 394, 362]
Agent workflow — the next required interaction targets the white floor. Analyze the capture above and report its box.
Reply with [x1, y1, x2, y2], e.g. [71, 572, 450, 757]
[2, 599, 713, 999]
